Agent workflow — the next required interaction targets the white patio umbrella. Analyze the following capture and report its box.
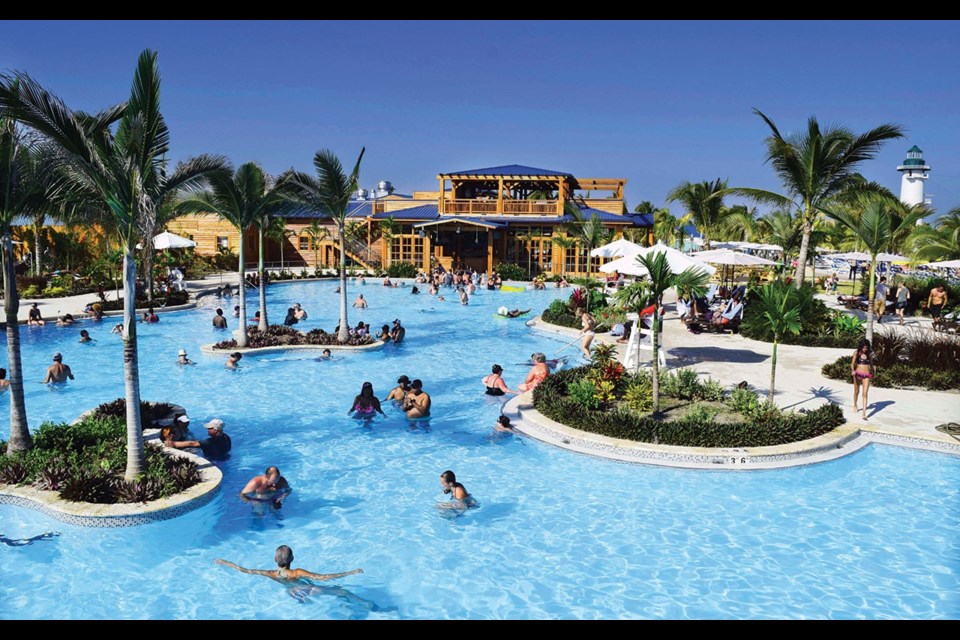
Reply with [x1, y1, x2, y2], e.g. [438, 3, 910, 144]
[691, 249, 778, 266]
[832, 251, 873, 262]
[922, 259, 960, 269]
[600, 242, 715, 277]
[589, 237, 641, 259]
[151, 231, 196, 250]
[875, 252, 910, 263]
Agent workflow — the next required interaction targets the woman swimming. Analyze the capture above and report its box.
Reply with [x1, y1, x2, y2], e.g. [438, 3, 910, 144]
[350, 381, 385, 417]
[482, 364, 516, 396]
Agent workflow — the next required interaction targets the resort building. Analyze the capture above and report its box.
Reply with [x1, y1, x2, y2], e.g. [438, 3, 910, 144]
[168, 164, 653, 277]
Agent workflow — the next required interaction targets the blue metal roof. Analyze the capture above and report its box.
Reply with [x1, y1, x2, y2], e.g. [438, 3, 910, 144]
[442, 164, 573, 178]
[276, 201, 373, 219]
[370, 204, 440, 220]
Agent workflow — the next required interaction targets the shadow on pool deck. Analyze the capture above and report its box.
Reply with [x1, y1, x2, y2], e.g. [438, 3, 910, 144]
[667, 346, 769, 365]
[781, 386, 845, 410]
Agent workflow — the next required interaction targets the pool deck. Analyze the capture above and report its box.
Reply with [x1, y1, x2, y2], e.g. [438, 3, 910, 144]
[522, 298, 960, 465]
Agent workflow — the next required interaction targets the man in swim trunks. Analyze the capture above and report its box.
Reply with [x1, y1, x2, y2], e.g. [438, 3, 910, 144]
[215, 545, 362, 584]
[390, 319, 405, 344]
[506, 308, 531, 318]
[383, 375, 411, 402]
[353, 294, 368, 309]
[43, 353, 74, 384]
[240, 466, 291, 507]
[927, 284, 948, 330]
[402, 379, 431, 418]
[213, 308, 228, 328]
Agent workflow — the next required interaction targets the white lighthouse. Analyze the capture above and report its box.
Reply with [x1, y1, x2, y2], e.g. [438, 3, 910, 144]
[897, 145, 931, 206]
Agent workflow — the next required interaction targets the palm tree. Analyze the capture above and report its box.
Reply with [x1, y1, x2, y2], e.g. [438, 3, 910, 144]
[564, 201, 610, 284]
[717, 205, 762, 242]
[264, 215, 290, 272]
[908, 208, 960, 262]
[279, 148, 365, 343]
[757, 209, 801, 266]
[179, 163, 279, 345]
[665, 179, 730, 250]
[751, 281, 803, 401]
[825, 196, 927, 341]
[618, 251, 709, 412]
[653, 208, 691, 249]
[304, 218, 329, 270]
[729, 110, 904, 287]
[1, 51, 224, 480]
[633, 201, 656, 214]
[516, 229, 540, 278]
[0, 117, 50, 453]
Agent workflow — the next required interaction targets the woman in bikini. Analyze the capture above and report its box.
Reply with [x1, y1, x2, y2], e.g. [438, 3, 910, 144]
[482, 364, 517, 396]
[349, 382, 385, 417]
[851, 338, 874, 421]
[516, 352, 549, 392]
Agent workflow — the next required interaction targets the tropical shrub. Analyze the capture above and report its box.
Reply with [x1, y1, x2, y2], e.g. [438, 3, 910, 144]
[832, 314, 865, 337]
[212, 324, 377, 350]
[386, 262, 418, 278]
[697, 378, 727, 402]
[90, 399, 176, 432]
[495, 262, 527, 281]
[729, 387, 761, 415]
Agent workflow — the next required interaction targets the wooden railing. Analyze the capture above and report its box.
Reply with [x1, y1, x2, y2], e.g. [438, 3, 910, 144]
[443, 199, 560, 215]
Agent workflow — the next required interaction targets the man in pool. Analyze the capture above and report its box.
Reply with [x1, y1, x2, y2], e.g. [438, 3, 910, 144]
[240, 466, 291, 507]
[226, 352, 243, 369]
[438, 469, 477, 509]
[293, 303, 308, 321]
[165, 418, 232, 460]
[498, 307, 531, 318]
[43, 353, 74, 384]
[318, 348, 332, 360]
[177, 348, 195, 365]
[353, 294, 368, 309]
[213, 308, 228, 328]
[383, 375, 411, 402]
[215, 545, 362, 585]
[389, 319, 405, 344]
[402, 379, 430, 418]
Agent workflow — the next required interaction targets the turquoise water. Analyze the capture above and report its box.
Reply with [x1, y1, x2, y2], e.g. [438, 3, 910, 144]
[1, 280, 958, 619]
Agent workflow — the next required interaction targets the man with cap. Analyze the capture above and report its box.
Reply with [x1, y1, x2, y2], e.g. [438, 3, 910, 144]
[177, 349, 195, 365]
[213, 308, 228, 329]
[389, 319, 405, 344]
[165, 418, 232, 460]
[27, 302, 45, 326]
[383, 375, 411, 403]
[42, 353, 74, 384]
[402, 379, 431, 418]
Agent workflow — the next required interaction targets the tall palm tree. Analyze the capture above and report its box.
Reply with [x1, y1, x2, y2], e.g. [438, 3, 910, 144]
[179, 163, 279, 345]
[825, 196, 927, 341]
[0, 117, 50, 453]
[757, 209, 801, 265]
[729, 110, 904, 287]
[717, 204, 762, 242]
[633, 201, 656, 214]
[665, 178, 730, 250]
[564, 201, 610, 284]
[516, 229, 540, 278]
[264, 215, 290, 271]
[279, 148, 365, 343]
[1, 51, 224, 480]
[751, 281, 803, 401]
[304, 218, 329, 270]
[617, 251, 709, 412]
[884, 200, 935, 256]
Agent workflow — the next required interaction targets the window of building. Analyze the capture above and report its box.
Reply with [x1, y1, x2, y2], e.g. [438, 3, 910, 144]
[299, 236, 310, 251]
[216, 236, 229, 250]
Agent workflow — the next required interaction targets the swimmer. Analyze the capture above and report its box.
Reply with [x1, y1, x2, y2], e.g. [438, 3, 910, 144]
[318, 348, 333, 360]
[215, 545, 363, 585]
[383, 375, 410, 402]
[56, 313, 75, 326]
[42, 353, 74, 384]
[494, 415, 514, 432]
[240, 466, 291, 508]
[226, 351, 243, 369]
[401, 379, 430, 418]
[111, 323, 123, 334]
[353, 294, 368, 309]
[438, 469, 477, 510]
[350, 381, 385, 417]
[213, 308, 229, 328]
[0, 368, 9, 391]
[78, 329, 93, 343]
[177, 348, 195, 366]
[0, 531, 60, 546]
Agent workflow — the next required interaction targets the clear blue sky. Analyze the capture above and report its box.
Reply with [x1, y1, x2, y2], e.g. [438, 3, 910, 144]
[3, 20, 959, 217]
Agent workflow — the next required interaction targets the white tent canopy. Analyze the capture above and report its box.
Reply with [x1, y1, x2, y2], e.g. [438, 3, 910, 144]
[833, 251, 909, 263]
[690, 248, 778, 266]
[589, 238, 642, 259]
[137, 231, 197, 251]
[600, 242, 715, 277]
[922, 259, 960, 269]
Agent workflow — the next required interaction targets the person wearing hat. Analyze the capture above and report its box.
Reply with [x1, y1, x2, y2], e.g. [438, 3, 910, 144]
[27, 302, 45, 326]
[401, 379, 430, 418]
[383, 375, 411, 403]
[165, 418, 231, 460]
[160, 414, 192, 444]
[389, 319, 405, 344]
[177, 349, 195, 366]
[226, 352, 243, 369]
[42, 353, 74, 384]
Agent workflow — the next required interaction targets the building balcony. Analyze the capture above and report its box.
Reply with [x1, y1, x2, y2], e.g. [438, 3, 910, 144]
[442, 199, 561, 215]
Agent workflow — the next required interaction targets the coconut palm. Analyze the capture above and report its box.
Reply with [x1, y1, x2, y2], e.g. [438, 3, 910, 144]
[516, 229, 540, 278]
[179, 163, 281, 344]
[633, 201, 656, 214]
[618, 251, 709, 412]
[908, 208, 960, 262]
[279, 148, 365, 343]
[750, 281, 803, 401]
[717, 205, 762, 242]
[825, 196, 927, 341]
[303, 218, 329, 270]
[0, 118, 51, 453]
[729, 110, 904, 287]
[653, 208, 691, 249]
[1, 51, 224, 480]
[757, 209, 801, 265]
[264, 215, 291, 272]
[665, 178, 730, 250]
[564, 201, 610, 284]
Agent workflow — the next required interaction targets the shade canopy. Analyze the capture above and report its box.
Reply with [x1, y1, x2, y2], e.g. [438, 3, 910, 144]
[922, 259, 960, 269]
[138, 231, 197, 250]
[875, 252, 910, 263]
[589, 238, 642, 258]
[832, 251, 872, 262]
[600, 242, 715, 277]
[690, 248, 778, 266]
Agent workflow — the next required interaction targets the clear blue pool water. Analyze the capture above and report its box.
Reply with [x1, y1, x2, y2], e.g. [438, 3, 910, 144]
[1, 280, 958, 619]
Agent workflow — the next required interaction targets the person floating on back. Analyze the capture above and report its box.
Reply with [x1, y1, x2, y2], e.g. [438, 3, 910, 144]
[215, 545, 362, 585]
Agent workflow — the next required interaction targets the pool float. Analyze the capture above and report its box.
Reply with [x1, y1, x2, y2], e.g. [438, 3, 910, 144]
[500, 285, 526, 292]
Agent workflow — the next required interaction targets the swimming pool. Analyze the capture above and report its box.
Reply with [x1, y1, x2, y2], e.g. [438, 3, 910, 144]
[1, 280, 958, 619]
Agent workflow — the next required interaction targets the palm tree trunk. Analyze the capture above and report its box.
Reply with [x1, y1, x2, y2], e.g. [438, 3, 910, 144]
[793, 213, 813, 287]
[121, 247, 146, 481]
[651, 304, 660, 413]
[865, 258, 877, 343]
[337, 223, 349, 343]
[769, 339, 778, 402]
[33, 222, 42, 277]
[258, 226, 268, 330]
[236, 236, 248, 348]
[3, 234, 31, 453]
[144, 244, 154, 304]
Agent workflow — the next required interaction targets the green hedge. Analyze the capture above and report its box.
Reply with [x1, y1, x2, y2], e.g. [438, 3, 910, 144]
[821, 356, 960, 391]
[495, 262, 527, 281]
[386, 262, 418, 278]
[533, 367, 845, 447]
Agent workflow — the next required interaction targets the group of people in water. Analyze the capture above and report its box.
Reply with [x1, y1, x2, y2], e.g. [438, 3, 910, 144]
[350, 375, 431, 419]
